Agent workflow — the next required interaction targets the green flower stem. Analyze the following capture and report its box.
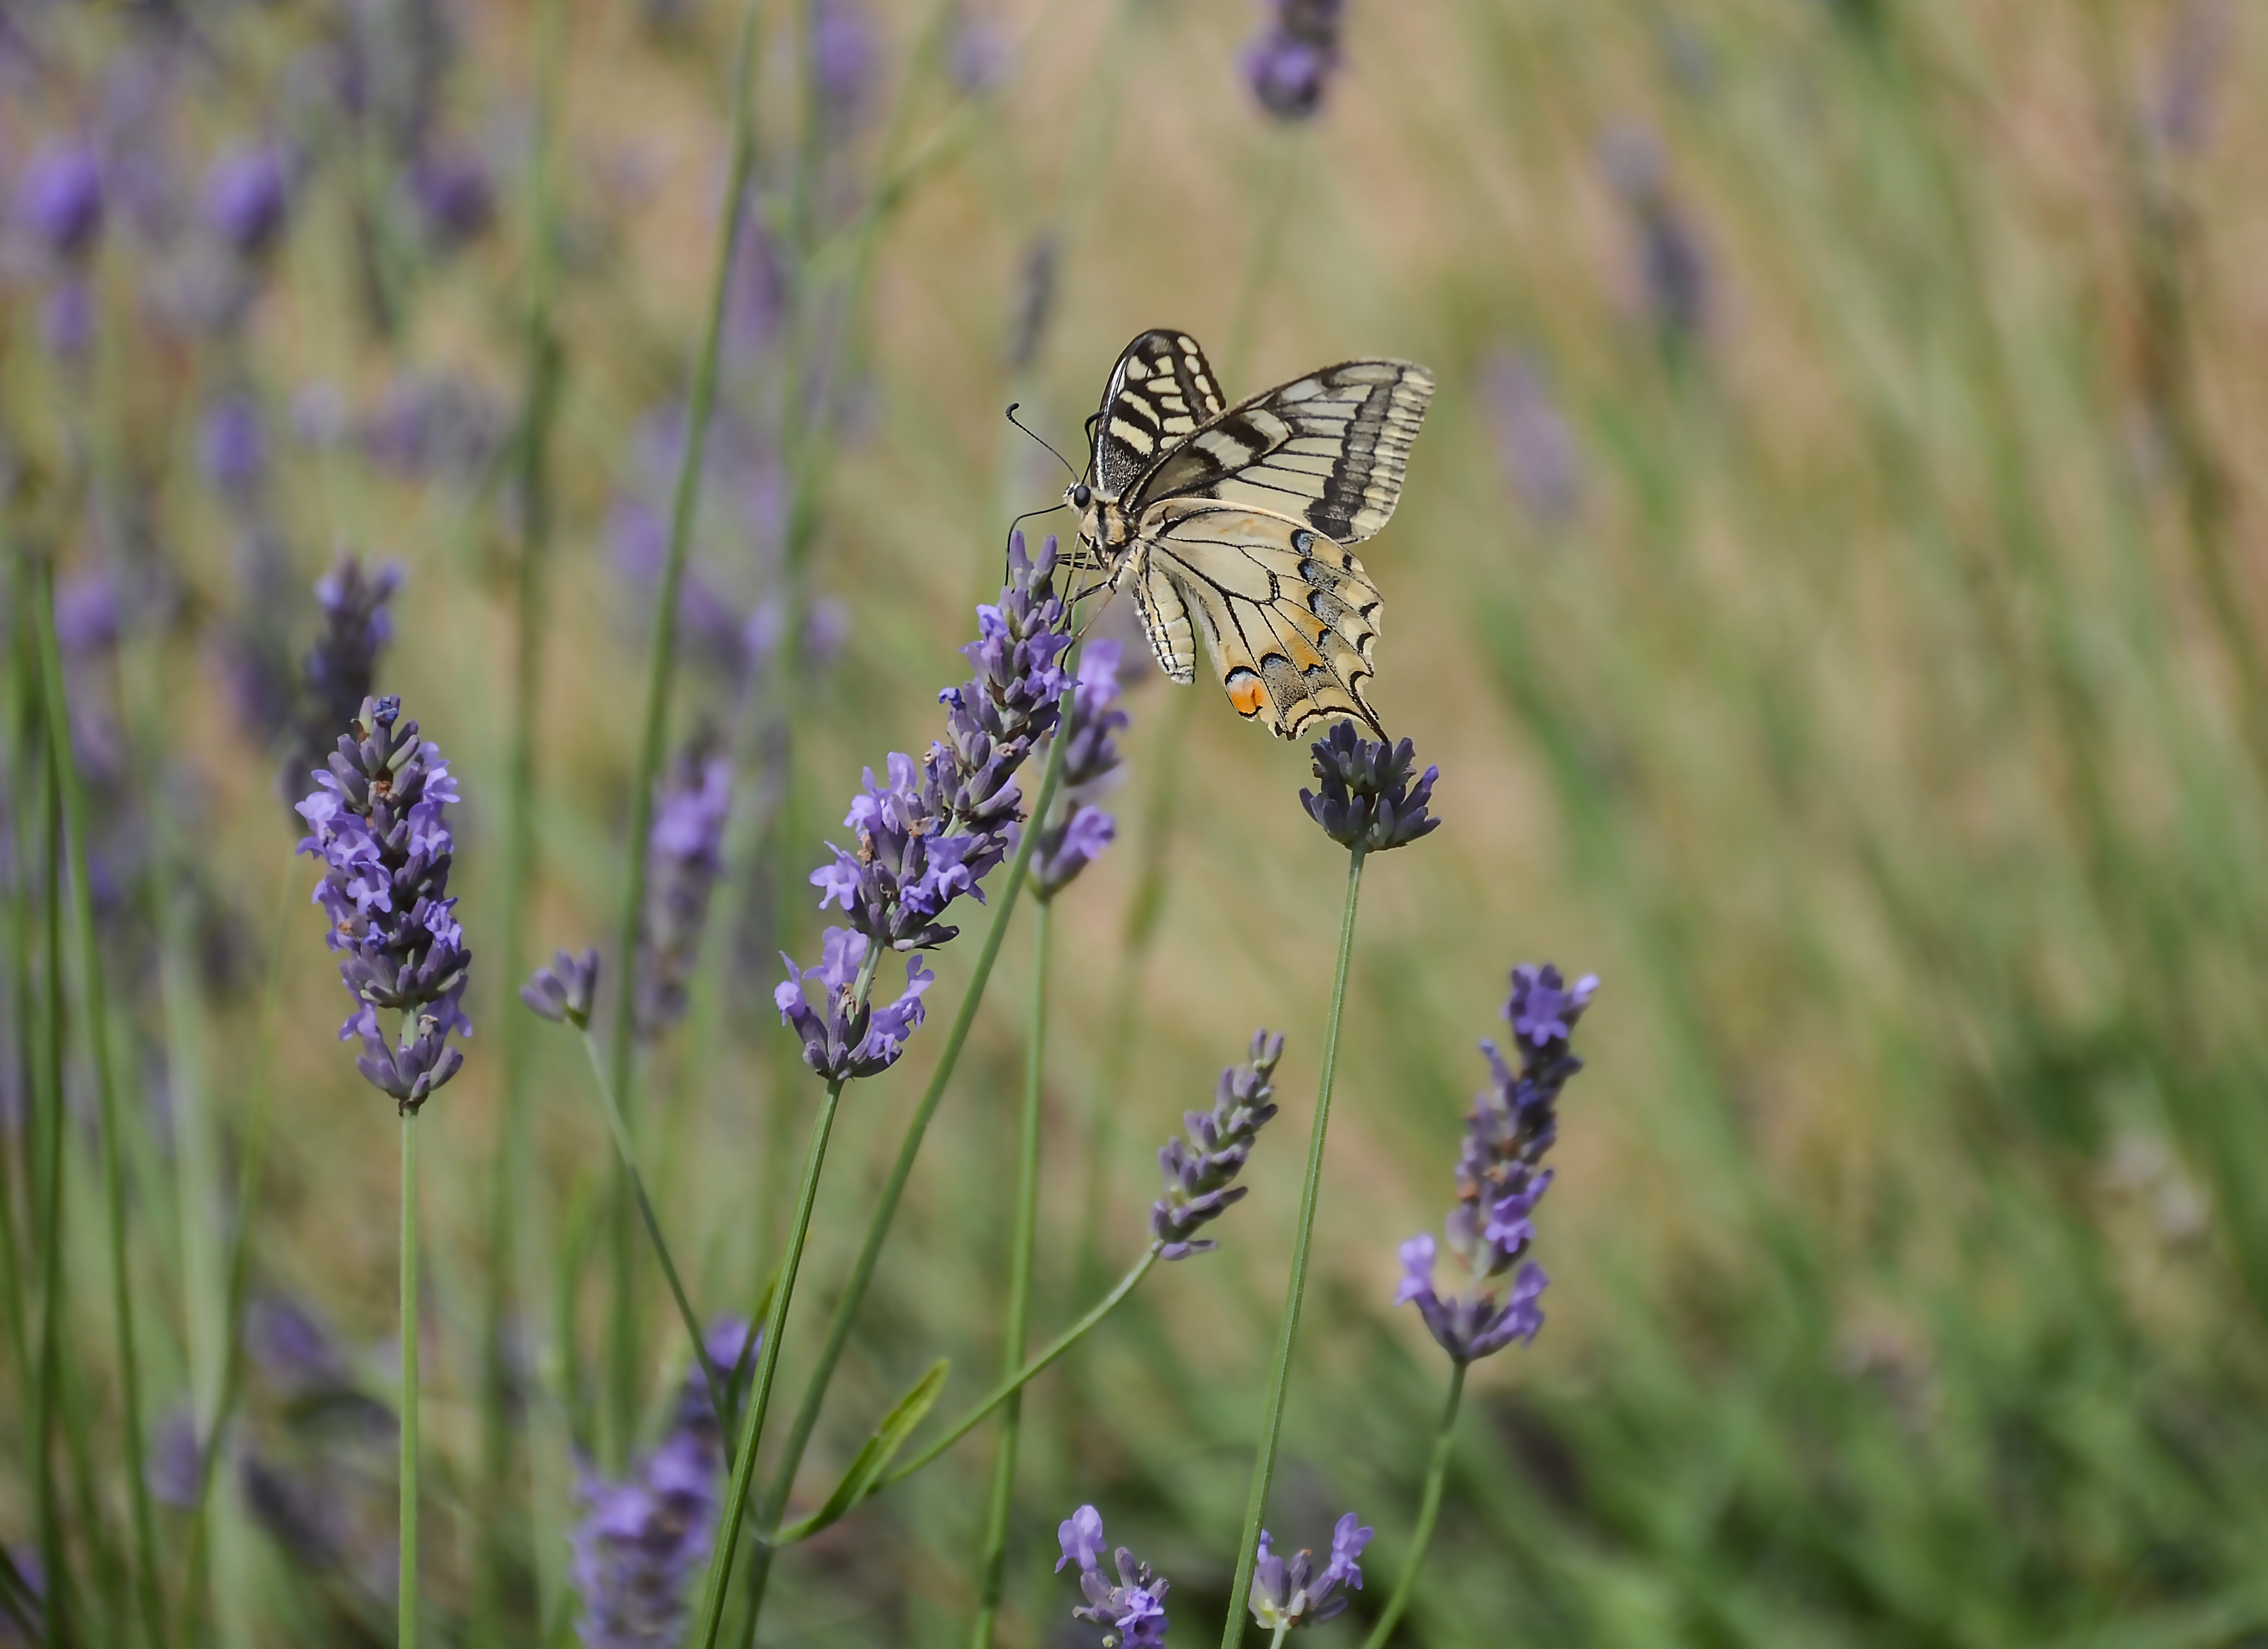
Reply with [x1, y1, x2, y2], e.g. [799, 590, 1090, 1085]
[35, 563, 165, 1649]
[1359, 1362, 1466, 1649]
[484, 0, 567, 1628]
[573, 1027, 729, 1435]
[182, 849, 297, 1631]
[603, 0, 763, 1461]
[689, 1077, 849, 1649]
[1218, 845, 1367, 1649]
[730, 733, 1070, 1645]
[969, 897, 1054, 1648]
[27, 646, 73, 1645]
[400, 1106, 422, 1649]
[866, 1250, 1158, 1502]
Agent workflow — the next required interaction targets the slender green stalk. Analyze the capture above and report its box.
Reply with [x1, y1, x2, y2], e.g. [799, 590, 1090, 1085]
[732, 734, 1070, 1641]
[1219, 846, 1367, 1648]
[483, 0, 568, 1628]
[574, 1028, 729, 1432]
[400, 1106, 422, 1649]
[689, 1077, 850, 1649]
[1359, 1362, 1466, 1649]
[870, 1251, 1156, 1498]
[183, 851, 297, 1636]
[35, 563, 165, 1649]
[969, 900, 1053, 1647]
[604, 0, 765, 1461]
[28, 658, 73, 1647]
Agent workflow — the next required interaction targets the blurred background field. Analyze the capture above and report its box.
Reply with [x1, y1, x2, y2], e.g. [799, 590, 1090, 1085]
[7, 0, 2268, 1644]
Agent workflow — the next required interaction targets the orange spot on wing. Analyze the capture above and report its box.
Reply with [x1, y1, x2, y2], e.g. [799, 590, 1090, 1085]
[1225, 673, 1269, 718]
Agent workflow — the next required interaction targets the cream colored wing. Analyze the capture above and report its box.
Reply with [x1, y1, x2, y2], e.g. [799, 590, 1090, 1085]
[1130, 499, 1386, 740]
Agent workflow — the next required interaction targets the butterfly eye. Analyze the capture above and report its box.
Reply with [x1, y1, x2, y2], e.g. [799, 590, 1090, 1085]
[1069, 483, 1092, 510]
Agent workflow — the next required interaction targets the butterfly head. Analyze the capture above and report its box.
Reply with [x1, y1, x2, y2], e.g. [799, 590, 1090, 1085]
[1065, 479, 1133, 566]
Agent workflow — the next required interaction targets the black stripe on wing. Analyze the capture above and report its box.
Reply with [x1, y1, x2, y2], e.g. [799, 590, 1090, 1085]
[1126, 360, 1435, 547]
[1092, 329, 1228, 497]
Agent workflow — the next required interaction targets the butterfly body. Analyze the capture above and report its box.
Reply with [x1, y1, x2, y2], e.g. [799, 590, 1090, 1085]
[1067, 329, 1434, 740]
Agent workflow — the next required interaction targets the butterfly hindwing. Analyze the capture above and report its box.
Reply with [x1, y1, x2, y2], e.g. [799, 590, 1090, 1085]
[1128, 359, 1435, 547]
[1092, 330, 1229, 498]
[1130, 499, 1386, 741]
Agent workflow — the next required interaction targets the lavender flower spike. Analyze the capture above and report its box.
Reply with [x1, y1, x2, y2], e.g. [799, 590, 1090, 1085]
[296, 696, 472, 1113]
[1151, 1031, 1284, 1259]
[1300, 719, 1441, 853]
[1033, 638, 1132, 899]
[637, 747, 731, 1034]
[1056, 1505, 1170, 1648]
[521, 947, 601, 1028]
[775, 928, 934, 1082]
[1249, 1513, 1374, 1631]
[1243, 0, 1347, 121]
[280, 557, 400, 818]
[1397, 963, 1596, 1362]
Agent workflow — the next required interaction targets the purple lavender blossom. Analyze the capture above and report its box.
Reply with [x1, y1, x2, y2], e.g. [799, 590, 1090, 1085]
[200, 394, 268, 499]
[280, 559, 401, 819]
[521, 947, 601, 1028]
[204, 144, 290, 258]
[1032, 639, 1130, 898]
[568, 1321, 741, 1648]
[1598, 124, 1710, 343]
[813, 0, 880, 131]
[1242, 0, 1347, 121]
[1057, 1505, 1169, 1648]
[774, 928, 934, 1083]
[1152, 1031, 1283, 1259]
[1481, 349, 1584, 530]
[408, 143, 495, 247]
[148, 1406, 205, 1510]
[19, 143, 104, 262]
[295, 696, 472, 1113]
[362, 372, 507, 478]
[1299, 720, 1440, 853]
[636, 748, 732, 1035]
[1396, 963, 1596, 1362]
[1249, 1512, 1372, 1632]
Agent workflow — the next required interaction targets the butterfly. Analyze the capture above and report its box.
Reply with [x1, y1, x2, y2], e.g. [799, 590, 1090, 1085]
[1064, 329, 1434, 740]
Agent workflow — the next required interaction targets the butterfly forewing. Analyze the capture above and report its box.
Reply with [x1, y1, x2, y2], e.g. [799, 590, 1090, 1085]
[1093, 330, 1229, 497]
[1129, 360, 1435, 547]
[1134, 500, 1386, 740]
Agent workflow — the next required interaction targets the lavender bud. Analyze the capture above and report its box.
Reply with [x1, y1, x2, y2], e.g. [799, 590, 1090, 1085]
[637, 749, 732, 1035]
[1151, 1031, 1283, 1259]
[199, 394, 267, 500]
[1482, 349, 1583, 530]
[521, 947, 601, 1028]
[203, 143, 290, 258]
[408, 143, 494, 248]
[774, 928, 934, 1083]
[19, 143, 105, 262]
[1056, 1505, 1169, 1648]
[1249, 1511, 1373, 1631]
[281, 558, 401, 821]
[295, 696, 472, 1114]
[1298, 720, 1441, 854]
[1242, 0, 1347, 121]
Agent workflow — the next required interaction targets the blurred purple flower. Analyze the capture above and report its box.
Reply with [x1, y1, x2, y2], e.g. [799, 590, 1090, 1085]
[2151, 0, 2235, 155]
[200, 394, 268, 500]
[1057, 1505, 1169, 1648]
[813, 0, 880, 130]
[1249, 1512, 1372, 1631]
[204, 144, 290, 258]
[1599, 123, 1710, 342]
[408, 144, 494, 247]
[281, 557, 401, 818]
[949, 10, 1009, 96]
[52, 570, 119, 655]
[637, 748, 732, 1035]
[244, 1295, 354, 1392]
[1481, 349, 1583, 530]
[1151, 1030, 1283, 1259]
[149, 1407, 205, 1509]
[19, 143, 104, 261]
[362, 372, 506, 477]
[1243, 0, 1347, 121]
[1395, 963, 1595, 1362]
[43, 277, 95, 358]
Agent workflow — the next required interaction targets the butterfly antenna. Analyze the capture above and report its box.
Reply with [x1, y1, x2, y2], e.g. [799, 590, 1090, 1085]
[1005, 403, 1078, 481]
[1000, 502, 1068, 582]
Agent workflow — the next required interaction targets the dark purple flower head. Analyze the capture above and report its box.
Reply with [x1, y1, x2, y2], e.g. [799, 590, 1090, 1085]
[1242, 0, 1346, 121]
[149, 1406, 205, 1510]
[637, 748, 732, 1035]
[244, 1295, 353, 1392]
[1598, 124, 1710, 342]
[775, 928, 933, 1083]
[1249, 1512, 1372, 1631]
[1032, 639, 1132, 898]
[570, 1332, 730, 1649]
[813, 0, 880, 130]
[281, 558, 401, 821]
[1057, 1505, 1169, 1648]
[521, 947, 601, 1028]
[200, 394, 267, 499]
[1152, 1031, 1284, 1260]
[204, 144, 290, 258]
[408, 144, 494, 247]
[1398, 962, 1595, 1361]
[295, 696, 471, 1114]
[20, 143, 105, 262]
[1299, 720, 1440, 853]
